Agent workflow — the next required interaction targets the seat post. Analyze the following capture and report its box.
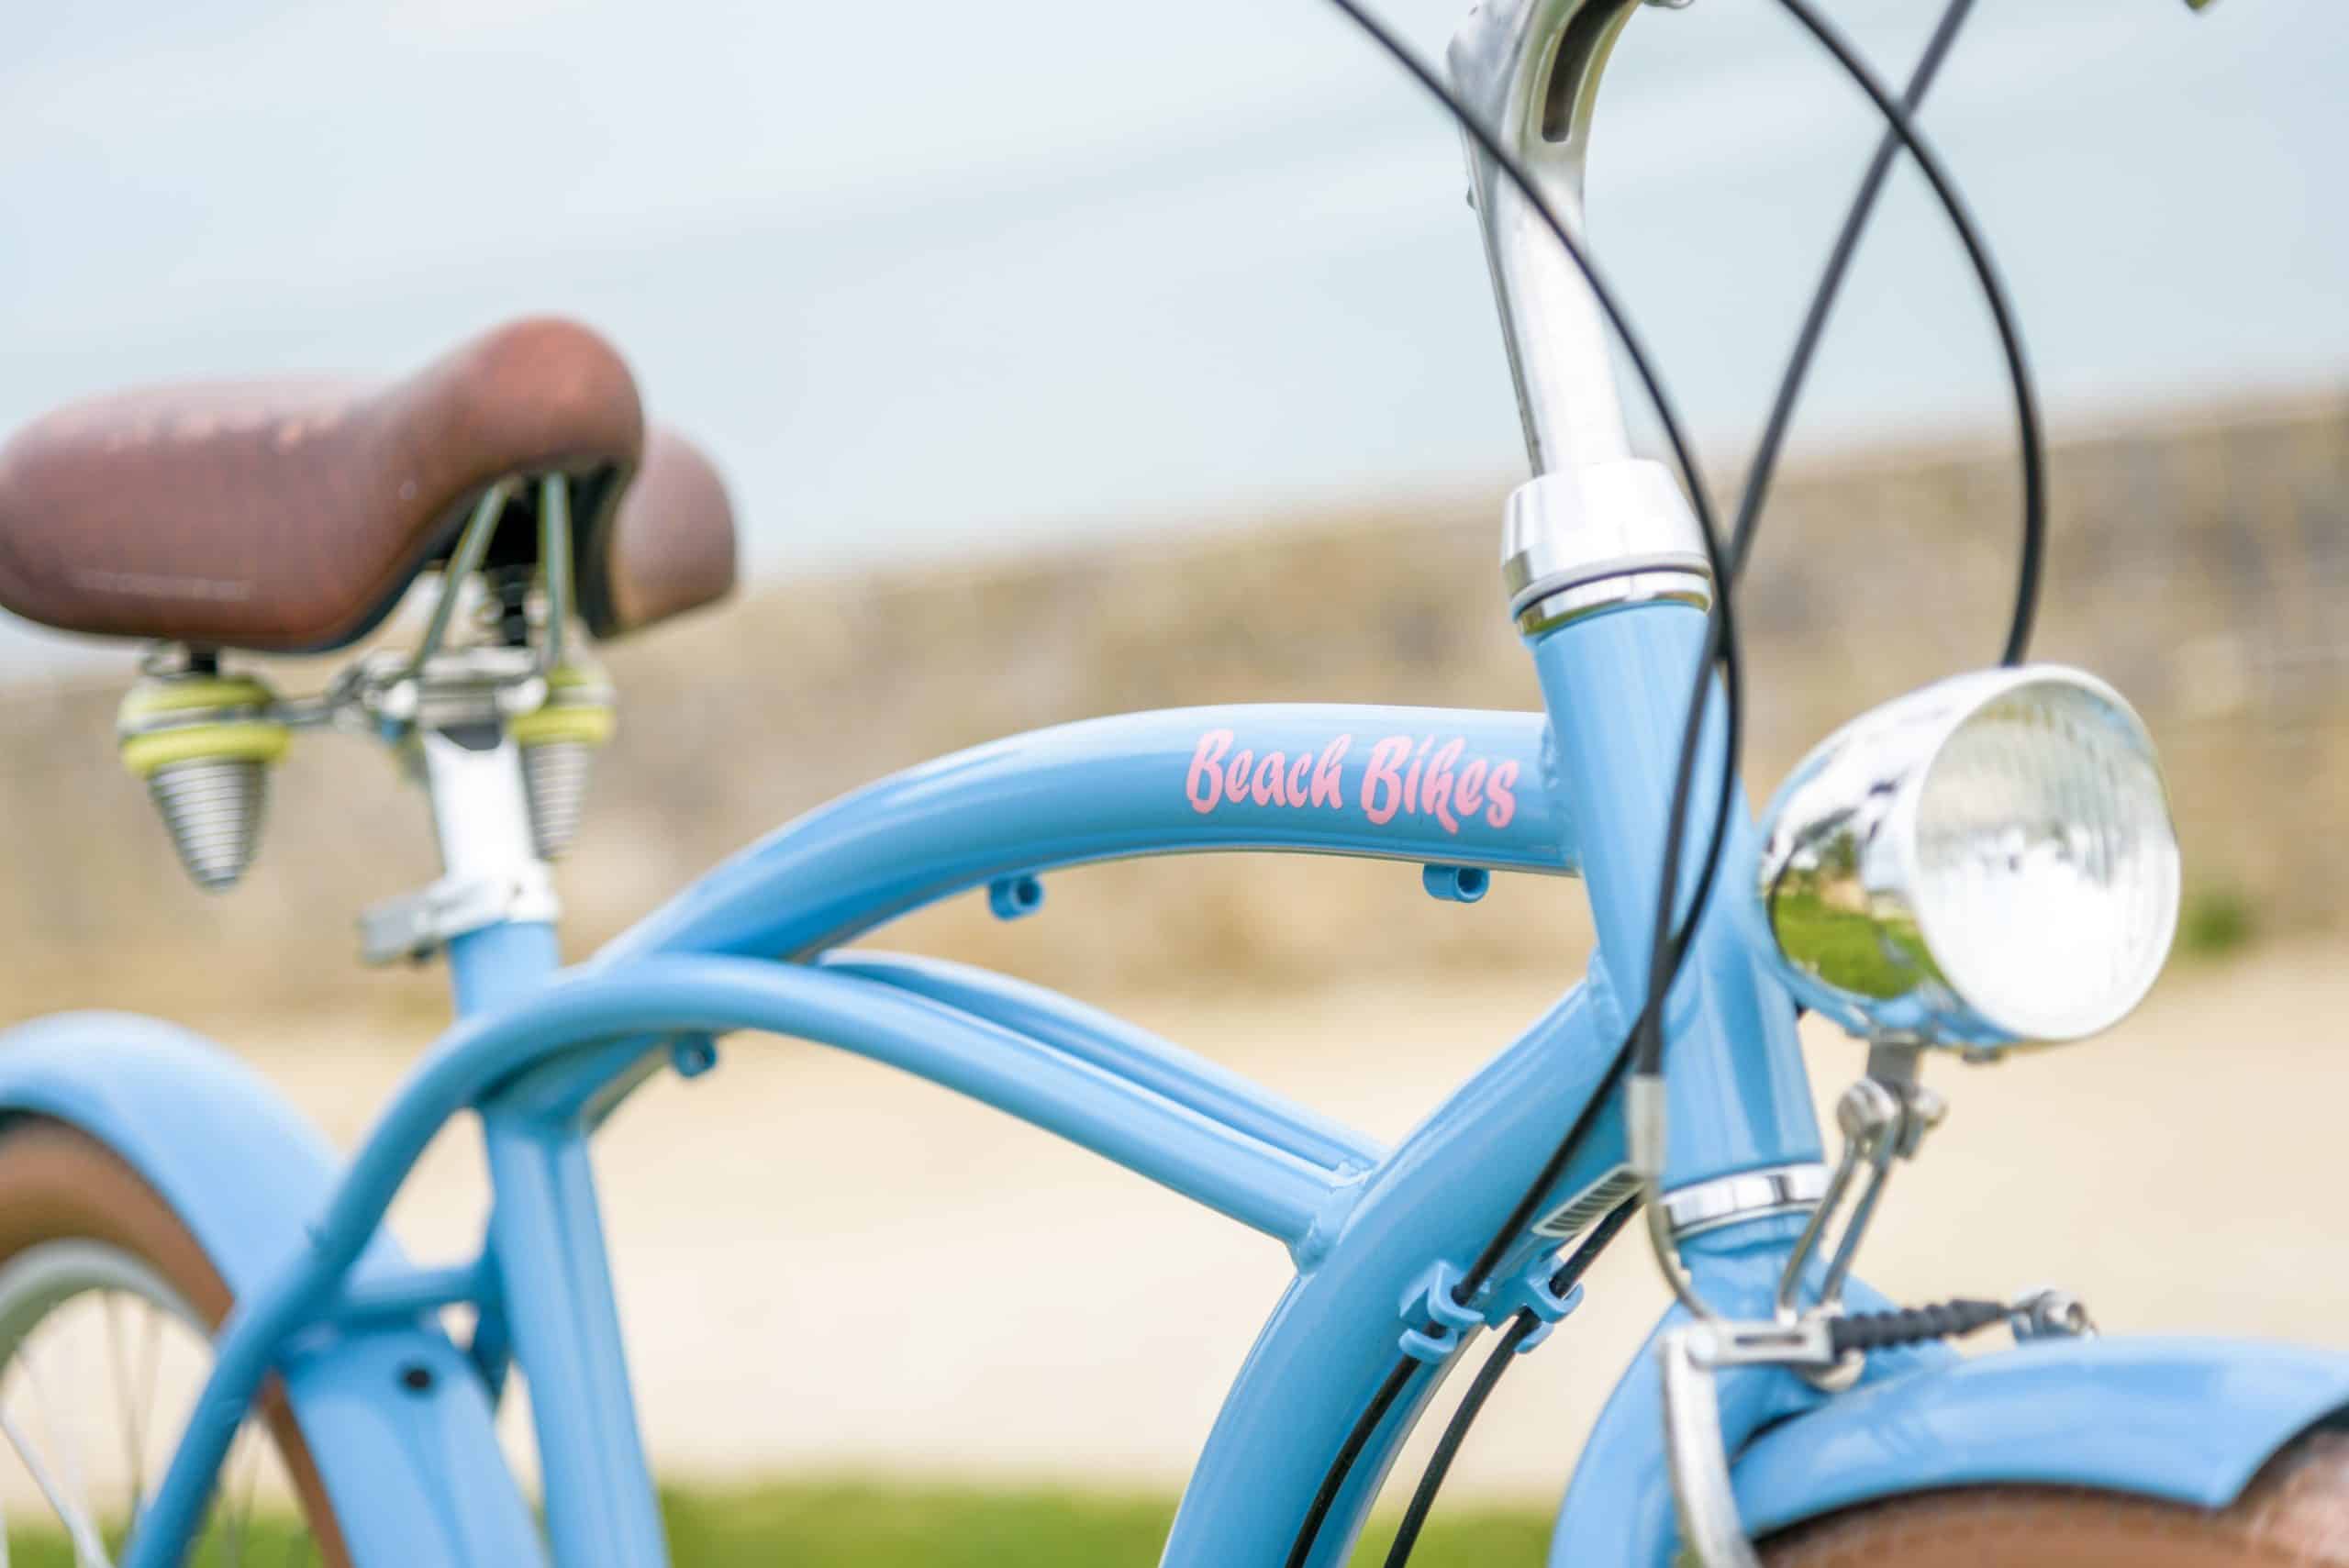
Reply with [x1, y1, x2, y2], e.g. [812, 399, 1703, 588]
[418, 725, 540, 878]
[348, 473, 604, 1009]
[355, 651, 567, 1013]
[413, 722, 564, 1016]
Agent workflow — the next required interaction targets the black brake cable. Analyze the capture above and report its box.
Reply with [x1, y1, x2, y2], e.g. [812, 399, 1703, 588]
[1638, 0, 2048, 1075]
[1766, 0, 2044, 669]
[1375, 7, 1996, 1562]
[1378, 1197, 1642, 1568]
[1633, 0, 2048, 1091]
[1730, 0, 1979, 584]
[1290, 0, 2049, 1560]
[1282, 8, 1738, 1562]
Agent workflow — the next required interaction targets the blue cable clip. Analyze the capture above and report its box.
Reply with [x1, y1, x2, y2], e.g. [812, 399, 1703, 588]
[1397, 1260, 1486, 1364]
[1399, 1251, 1588, 1362]
[1488, 1251, 1585, 1354]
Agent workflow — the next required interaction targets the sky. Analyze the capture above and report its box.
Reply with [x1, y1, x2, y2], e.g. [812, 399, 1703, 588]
[0, 0, 2343, 668]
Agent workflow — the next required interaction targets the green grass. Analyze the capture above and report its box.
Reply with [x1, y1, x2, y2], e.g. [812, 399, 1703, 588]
[662, 1479, 1555, 1564]
[7, 1479, 1555, 1565]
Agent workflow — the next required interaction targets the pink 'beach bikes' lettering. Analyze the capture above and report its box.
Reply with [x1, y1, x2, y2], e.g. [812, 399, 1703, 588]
[1186, 728, 1515, 834]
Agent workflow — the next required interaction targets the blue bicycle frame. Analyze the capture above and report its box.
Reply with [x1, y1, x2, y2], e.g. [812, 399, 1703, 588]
[40, 598, 1794, 1563]
[5, 0, 2343, 1560]
[4, 591, 2337, 1568]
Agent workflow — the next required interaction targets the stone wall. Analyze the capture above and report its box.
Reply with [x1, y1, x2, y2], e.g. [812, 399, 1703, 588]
[0, 396, 2338, 1027]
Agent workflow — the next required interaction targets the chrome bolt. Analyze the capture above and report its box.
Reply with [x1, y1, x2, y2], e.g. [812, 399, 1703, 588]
[1834, 1078, 1902, 1143]
[2011, 1287, 2097, 1341]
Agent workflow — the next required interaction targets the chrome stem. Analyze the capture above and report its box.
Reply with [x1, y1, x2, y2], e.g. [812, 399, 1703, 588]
[1448, 0, 1643, 476]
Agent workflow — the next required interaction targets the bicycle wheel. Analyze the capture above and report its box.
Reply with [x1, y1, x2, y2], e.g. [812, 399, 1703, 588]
[0, 1117, 351, 1566]
[1762, 1429, 2349, 1567]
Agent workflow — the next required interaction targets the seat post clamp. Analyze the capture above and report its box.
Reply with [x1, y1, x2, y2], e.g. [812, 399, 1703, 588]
[358, 865, 560, 966]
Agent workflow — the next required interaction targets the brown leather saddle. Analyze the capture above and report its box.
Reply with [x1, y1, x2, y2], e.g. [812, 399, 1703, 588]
[0, 317, 735, 652]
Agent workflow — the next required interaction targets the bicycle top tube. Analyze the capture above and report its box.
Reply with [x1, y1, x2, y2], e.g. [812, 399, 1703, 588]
[600, 703, 1574, 964]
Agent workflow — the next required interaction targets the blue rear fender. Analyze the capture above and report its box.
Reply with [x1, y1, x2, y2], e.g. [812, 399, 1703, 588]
[1552, 1221, 2349, 1565]
[0, 1011, 542, 1566]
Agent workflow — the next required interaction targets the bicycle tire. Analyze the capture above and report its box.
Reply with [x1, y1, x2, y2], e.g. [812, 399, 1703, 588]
[1762, 1429, 2349, 1567]
[0, 1116, 355, 1566]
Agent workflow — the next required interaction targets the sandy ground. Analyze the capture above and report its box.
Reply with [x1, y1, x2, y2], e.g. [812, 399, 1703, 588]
[229, 937, 2349, 1506]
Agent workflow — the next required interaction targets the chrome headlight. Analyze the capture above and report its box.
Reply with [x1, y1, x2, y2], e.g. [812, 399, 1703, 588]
[1755, 666, 2181, 1051]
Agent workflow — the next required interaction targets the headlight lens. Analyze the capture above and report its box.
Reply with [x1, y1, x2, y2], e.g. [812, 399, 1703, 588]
[1756, 666, 2180, 1050]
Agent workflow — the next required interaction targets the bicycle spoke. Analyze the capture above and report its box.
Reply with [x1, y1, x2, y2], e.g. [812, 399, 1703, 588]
[0, 1359, 27, 1568]
[0, 1402, 112, 1568]
[18, 1340, 100, 1560]
[0, 1238, 332, 1565]
[221, 1428, 261, 1568]
[101, 1294, 129, 1548]
[131, 1301, 161, 1525]
[100, 1293, 158, 1539]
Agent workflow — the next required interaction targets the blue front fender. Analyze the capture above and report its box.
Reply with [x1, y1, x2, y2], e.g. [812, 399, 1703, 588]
[0, 1011, 542, 1565]
[1553, 1221, 2349, 1565]
[1731, 1334, 2349, 1541]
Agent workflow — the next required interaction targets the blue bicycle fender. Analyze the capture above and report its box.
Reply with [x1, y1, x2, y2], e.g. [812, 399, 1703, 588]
[0, 1011, 544, 1566]
[1553, 1218, 2349, 1565]
[1729, 1334, 2349, 1542]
